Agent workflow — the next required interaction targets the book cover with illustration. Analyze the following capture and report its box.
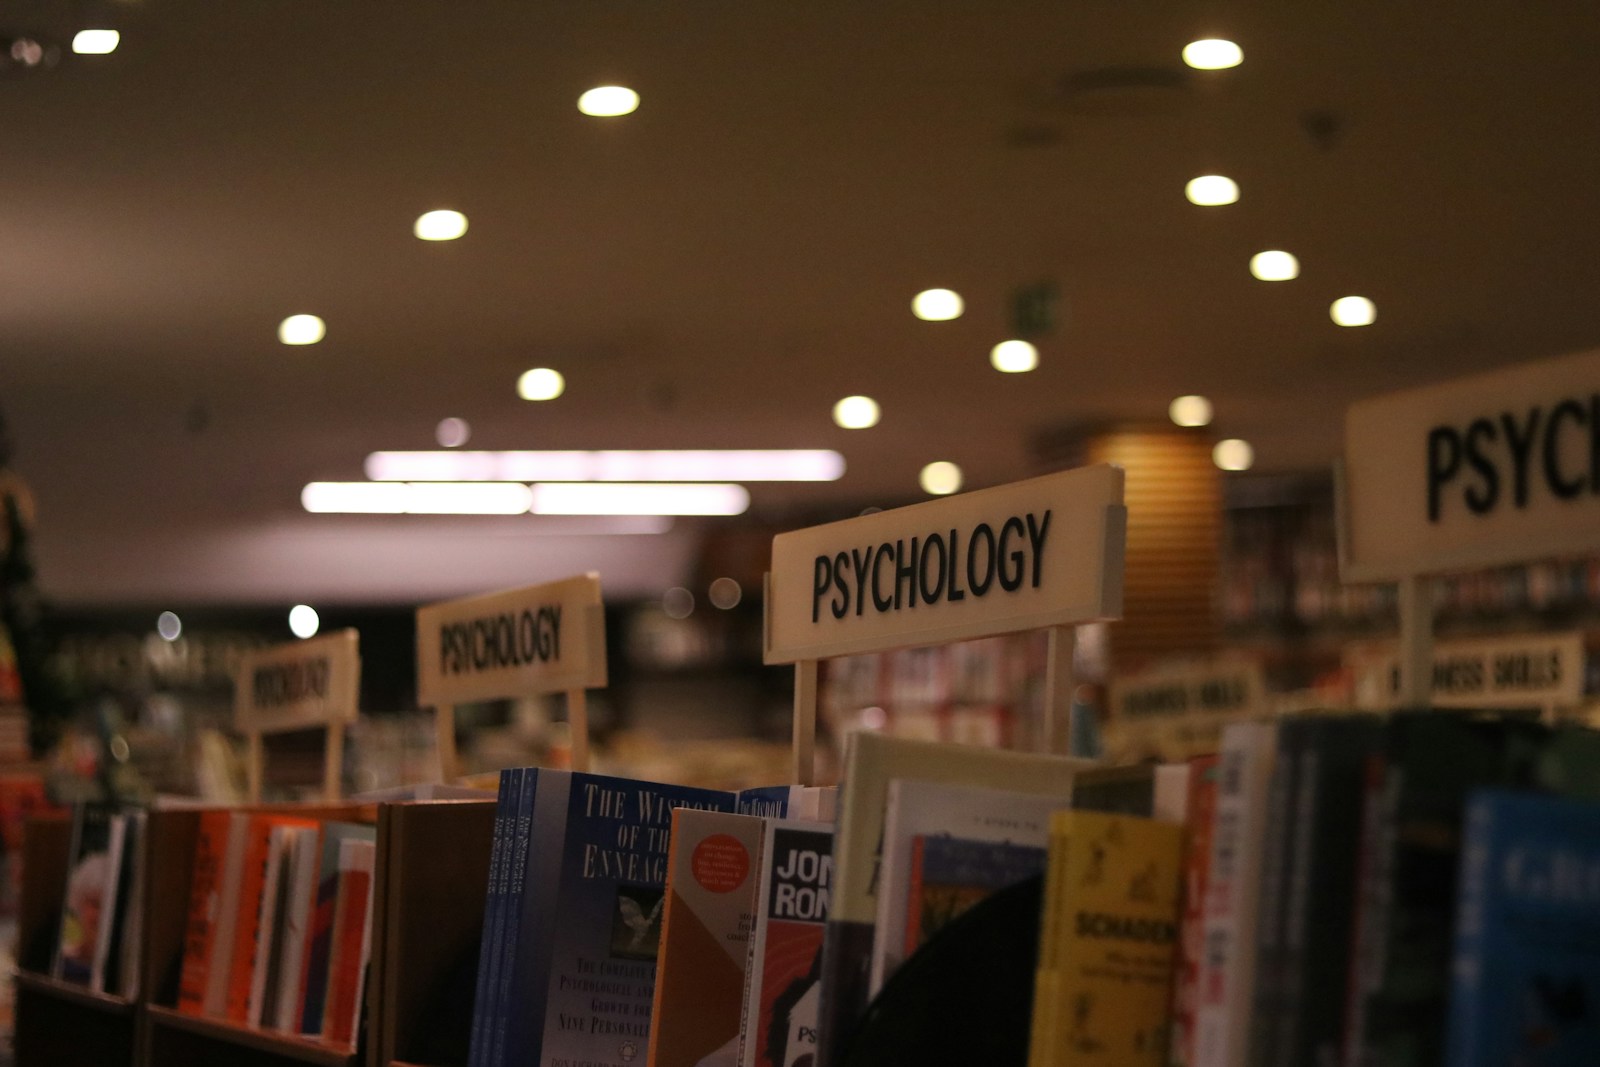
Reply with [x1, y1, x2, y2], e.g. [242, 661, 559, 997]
[1028, 810, 1184, 1067]
[1446, 789, 1600, 1067]
[870, 779, 1059, 997]
[903, 836, 1045, 960]
[298, 821, 375, 1036]
[648, 808, 766, 1067]
[819, 733, 1086, 1067]
[741, 820, 833, 1067]
[499, 771, 736, 1067]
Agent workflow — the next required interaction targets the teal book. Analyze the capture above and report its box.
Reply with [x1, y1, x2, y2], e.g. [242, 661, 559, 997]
[1446, 789, 1600, 1067]
[496, 771, 737, 1067]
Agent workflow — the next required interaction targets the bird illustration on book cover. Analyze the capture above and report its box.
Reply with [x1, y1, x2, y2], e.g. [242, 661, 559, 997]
[612, 885, 666, 960]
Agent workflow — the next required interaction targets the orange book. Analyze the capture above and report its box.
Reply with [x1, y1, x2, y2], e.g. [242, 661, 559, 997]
[322, 839, 376, 1048]
[176, 810, 232, 1014]
[225, 815, 320, 1023]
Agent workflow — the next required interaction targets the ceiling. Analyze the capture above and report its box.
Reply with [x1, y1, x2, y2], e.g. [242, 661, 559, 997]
[4, 0, 1600, 608]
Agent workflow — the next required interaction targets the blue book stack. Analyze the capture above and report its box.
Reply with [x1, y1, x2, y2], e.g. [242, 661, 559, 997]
[1447, 788, 1600, 1066]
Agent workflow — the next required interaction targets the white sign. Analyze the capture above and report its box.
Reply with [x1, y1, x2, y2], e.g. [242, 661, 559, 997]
[1108, 658, 1266, 723]
[1342, 346, 1600, 581]
[416, 573, 607, 707]
[764, 464, 1126, 664]
[1345, 632, 1585, 710]
[235, 629, 361, 734]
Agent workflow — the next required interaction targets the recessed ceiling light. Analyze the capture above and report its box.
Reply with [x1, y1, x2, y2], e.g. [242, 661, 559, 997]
[833, 395, 880, 429]
[414, 209, 468, 241]
[1182, 38, 1242, 70]
[517, 367, 565, 401]
[1249, 251, 1299, 282]
[578, 86, 640, 117]
[1331, 296, 1377, 327]
[912, 289, 964, 321]
[156, 611, 182, 642]
[708, 577, 743, 610]
[435, 418, 471, 448]
[288, 604, 320, 639]
[919, 461, 963, 496]
[990, 340, 1039, 373]
[1169, 395, 1214, 428]
[1213, 439, 1254, 471]
[71, 29, 119, 55]
[278, 314, 326, 345]
[1185, 175, 1239, 206]
[366, 449, 845, 482]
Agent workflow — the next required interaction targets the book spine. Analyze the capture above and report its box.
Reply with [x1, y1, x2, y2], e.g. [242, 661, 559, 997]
[501, 769, 563, 1067]
[1341, 756, 1394, 1067]
[297, 863, 340, 1035]
[1247, 729, 1306, 1067]
[1194, 723, 1274, 1067]
[205, 813, 250, 1015]
[1275, 740, 1321, 1065]
[177, 813, 224, 1013]
[226, 823, 274, 1022]
[90, 815, 127, 993]
[737, 821, 776, 1067]
[1027, 812, 1072, 1067]
[468, 770, 514, 1067]
[324, 844, 375, 1048]
[901, 835, 928, 959]
[489, 769, 539, 1067]
[1169, 755, 1219, 1067]
[1442, 796, 1493, 1067]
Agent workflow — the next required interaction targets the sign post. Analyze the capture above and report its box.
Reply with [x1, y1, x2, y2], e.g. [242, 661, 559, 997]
[234, 629, 361, 802]
[415, 573, 608, 779]
[1341, 346, 1600, 705]
[764, 464, 1127, 783]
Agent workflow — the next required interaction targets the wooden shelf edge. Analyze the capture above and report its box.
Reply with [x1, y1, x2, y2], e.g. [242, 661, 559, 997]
[146, 1004, 356, 1067]
[13, 970, 136, 1016]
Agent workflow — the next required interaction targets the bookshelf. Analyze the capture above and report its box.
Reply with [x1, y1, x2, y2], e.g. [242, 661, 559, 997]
[13, 811, 139, 1067]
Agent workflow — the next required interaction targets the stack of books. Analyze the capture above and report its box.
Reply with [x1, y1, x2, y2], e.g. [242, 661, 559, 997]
[173, 810, 378, 1047]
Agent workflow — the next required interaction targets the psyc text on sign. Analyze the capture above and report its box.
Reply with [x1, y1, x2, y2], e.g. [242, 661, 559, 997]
[439, 605, 563, 676]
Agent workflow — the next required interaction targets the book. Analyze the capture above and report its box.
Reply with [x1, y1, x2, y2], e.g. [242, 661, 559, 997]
[178, 811, 233, 1013]
[226, 814, 319, 1022]
[1193, 720, 1278, 1067]
[51, 803, 118, 986]
[298, 821, 375, 1036]
[869, 779, 1060, 997]
[647, 808, 766, 1067]
[1273, 717, 1382, 1067]
[248, 824, 301, 1027]
[901, 836, 1045, 963]
[1446, 789, 1600, 1066]
[274, 823, 322, 1032]
[204, 811, 252, 1015]
[495, 771, 736, 1067]
[1027, 809, 1184, 1067]
[817, 733, 1086, 1067]
[740, 820, 833, 1067]
[115, 810, 148, 999]
[468, 770, 515, 1067]
[481, 768, 539, 1067]
[1168, 754, 1219, 1067]
[1243, 722, 1303, 1067]
[736, 786, 837, 823]
[323, 837, 377, 1049]
[1074, 764, 1192, 824]
[1343, 713, 1552, 1067]
[90, 812, 129, 993]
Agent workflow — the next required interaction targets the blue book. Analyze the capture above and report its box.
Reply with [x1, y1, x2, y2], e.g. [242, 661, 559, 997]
[495, 771, 736, 1067]
[1447, 789, 1600, 1066]
[466, 769, 517, 1067]
[487, 769, 538, 1067]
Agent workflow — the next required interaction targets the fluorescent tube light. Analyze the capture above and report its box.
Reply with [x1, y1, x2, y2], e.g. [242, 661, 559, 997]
[529, 483, 750, 516]
[301, 482, 532, 515]
[364, 449, 845, 483]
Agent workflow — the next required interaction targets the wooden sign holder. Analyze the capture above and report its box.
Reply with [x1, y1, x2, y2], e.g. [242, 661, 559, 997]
[763, 465, 1127, 785]
[416, 575, 609, 781]
[429, 603, 607, 780]
[234, 628, 361, 803]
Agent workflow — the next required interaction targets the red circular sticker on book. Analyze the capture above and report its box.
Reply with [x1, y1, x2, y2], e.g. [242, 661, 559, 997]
[691, 834, 750, 893]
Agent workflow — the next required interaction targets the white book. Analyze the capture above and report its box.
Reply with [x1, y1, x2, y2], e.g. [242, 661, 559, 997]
[868, 780, 1060, 997]
[1194, 720, 1280, 1067]
[247, 825, 299, 1027]
[204, 811, 252, 1015]
[738, 820, 833, 1067]
[273, 826, 322, 1032]
[89, 815, 127, 994]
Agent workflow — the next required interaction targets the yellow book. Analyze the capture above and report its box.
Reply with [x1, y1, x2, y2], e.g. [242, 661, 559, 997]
[1028, 810, 1184, 1067]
